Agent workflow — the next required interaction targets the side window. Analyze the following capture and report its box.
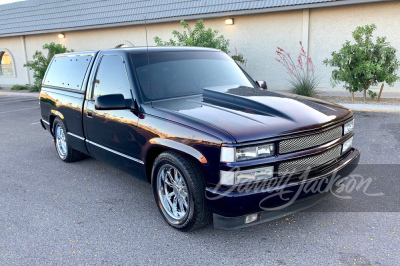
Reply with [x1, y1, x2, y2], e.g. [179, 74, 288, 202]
[44, 55, 93, 90]
[92, 55, 132, 100]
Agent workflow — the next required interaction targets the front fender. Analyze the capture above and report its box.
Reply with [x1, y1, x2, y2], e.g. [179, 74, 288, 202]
[148, 138, 207, 164]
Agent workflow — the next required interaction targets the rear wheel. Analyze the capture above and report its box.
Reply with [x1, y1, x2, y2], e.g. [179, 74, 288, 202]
[53, 118, 84, 162]
[151, 151, 212, 231]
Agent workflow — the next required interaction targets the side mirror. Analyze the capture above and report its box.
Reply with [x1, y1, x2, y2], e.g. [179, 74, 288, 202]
[95, 94, 128, 110]
[256, 80, 267, 90]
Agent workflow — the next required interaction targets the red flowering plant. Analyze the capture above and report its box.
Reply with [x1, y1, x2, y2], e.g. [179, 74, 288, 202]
[231, 46, 247, 66]
[275, 41, 319, 97]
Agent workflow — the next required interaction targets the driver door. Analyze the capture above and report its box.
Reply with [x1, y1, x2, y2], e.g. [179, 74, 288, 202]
[84, 54, 142, 170]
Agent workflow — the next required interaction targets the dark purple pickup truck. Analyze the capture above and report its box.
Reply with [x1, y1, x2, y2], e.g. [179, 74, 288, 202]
[39, 47, 360, 231]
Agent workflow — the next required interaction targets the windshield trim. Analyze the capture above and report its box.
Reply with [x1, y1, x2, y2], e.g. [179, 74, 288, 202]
[144, 93, 203, 104]
[130, 50, 256, 103]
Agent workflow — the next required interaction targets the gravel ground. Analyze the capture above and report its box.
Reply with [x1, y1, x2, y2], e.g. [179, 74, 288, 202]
[0, 95, 399, 265]
[228, 87, 400, 106]
[315, 95, 400, 105]
[0, 88, 36, 94]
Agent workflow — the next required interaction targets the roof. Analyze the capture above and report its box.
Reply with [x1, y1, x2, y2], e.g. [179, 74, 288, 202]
[0, 0, 387, 37]
[113, 46, 221, 54]
[58, 46, 220, 56]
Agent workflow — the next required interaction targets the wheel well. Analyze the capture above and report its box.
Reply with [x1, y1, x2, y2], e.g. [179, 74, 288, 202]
[145, 146, 205, 183]
[145, 147, 167, 183]
[49, 115, 56, 135]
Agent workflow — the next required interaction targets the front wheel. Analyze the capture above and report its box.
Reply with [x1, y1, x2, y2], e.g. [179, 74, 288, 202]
[151, 151, 212, 231]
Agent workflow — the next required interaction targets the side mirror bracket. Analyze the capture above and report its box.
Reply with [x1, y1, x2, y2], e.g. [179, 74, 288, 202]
[256, 80, 267, 90]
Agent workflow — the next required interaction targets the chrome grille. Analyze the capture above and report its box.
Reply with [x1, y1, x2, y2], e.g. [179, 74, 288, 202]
[279, 127, 342, 154]
[278, 145, 342, 176]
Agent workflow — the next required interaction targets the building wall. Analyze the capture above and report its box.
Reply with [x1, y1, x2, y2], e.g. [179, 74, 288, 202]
[309, 1, 400, 93]
[0, 1, 399, 93]
[0, 36, 30, 86]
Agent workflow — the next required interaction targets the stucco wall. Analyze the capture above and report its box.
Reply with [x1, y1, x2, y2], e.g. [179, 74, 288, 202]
[309, 1, 400, 93]
[9, 11, 302, 89]
[0, 36, 30, 86]
[3, 10, 304, 89]
[1, 1, 399, 93]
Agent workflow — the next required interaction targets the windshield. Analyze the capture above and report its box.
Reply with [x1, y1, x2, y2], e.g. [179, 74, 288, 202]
[131, 50, 254, 101]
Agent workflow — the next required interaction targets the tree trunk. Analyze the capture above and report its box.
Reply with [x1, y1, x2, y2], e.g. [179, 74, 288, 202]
[351, 91, 354, 103]
[363, 89, 367, 102]
[377, 83, 384, 103]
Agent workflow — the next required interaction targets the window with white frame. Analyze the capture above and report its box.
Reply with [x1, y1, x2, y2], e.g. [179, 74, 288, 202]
[0, 50, 14, 76]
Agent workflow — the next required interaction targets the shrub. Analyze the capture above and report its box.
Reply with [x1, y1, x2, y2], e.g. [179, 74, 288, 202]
[154, 20, 246, 64]
[275, 42, 319, 97]
[24, 42, 73, 90]
[11, 84, 30, 90]
[29, 85, 41, 92]
[323, 24, 400, 102]
[368, 90, 377, 100]
[231, 47, 247, 67]
[11, 84, 41, 92]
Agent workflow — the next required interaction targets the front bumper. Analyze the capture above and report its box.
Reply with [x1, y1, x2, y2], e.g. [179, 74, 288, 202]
[206, 148, 360, 230]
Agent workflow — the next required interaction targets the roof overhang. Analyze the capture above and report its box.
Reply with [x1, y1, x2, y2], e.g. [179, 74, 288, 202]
[0, 0, 391, 38]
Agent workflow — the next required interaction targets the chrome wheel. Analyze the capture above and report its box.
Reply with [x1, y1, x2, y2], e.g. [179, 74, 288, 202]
[157, 164, 189, 222]
[55, 124, 67, 159]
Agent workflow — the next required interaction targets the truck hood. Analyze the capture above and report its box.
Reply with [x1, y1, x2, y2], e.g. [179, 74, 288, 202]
[148, 87, 352, 143]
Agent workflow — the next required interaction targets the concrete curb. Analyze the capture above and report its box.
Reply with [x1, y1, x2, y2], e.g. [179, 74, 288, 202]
[273, 89, 400, 99]
[0, 91, 39, 97]
[315, 91, 400, 98]
[337, 103, 400, 112]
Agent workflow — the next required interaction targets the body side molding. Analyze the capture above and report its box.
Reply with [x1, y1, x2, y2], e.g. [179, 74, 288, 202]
[86, 139, 144, 164]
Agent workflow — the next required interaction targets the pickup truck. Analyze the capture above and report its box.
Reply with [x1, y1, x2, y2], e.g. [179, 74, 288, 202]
[39, 47, 360, 231]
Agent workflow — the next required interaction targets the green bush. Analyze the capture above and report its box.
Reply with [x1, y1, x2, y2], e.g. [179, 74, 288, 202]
[11, 84, 30, 90]
[368, 90, 378, 100]
[29, 85, 41, 92]
[11, 84, 41, 92]
[24, 42, 73, 90]
[154, 20, 246, 64]
[289, 75, 319, 97]
[324, 24, 399, 102]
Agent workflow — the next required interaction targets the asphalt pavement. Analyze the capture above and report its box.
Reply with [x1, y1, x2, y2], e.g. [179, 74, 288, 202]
[0, 95, 399, 265]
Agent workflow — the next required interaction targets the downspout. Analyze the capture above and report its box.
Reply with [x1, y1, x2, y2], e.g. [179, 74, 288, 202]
[21, 35, 31, 85]
[302, 9, 310, 72]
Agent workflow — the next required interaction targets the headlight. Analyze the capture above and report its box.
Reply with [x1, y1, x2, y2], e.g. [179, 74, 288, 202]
[236, 143, 275, 161]
[343, 119, 354, 135]
[221, 144, 275, 162]
[342, 137, 353, 153]
[220, 166, 274, 185]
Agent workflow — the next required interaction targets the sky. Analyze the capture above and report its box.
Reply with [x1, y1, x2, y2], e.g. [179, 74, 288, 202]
[0, 0, 26, 5]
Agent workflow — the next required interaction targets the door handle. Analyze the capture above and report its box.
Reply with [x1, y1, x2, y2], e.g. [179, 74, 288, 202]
[87, 110, 93, 117]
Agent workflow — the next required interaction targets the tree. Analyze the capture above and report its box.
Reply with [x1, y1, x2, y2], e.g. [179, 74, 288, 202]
[24, 42, 73, 89]
[154, 20, 246, 64]
[323, 24, 399, 102]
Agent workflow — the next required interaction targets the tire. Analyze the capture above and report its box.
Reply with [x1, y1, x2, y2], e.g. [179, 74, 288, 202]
[53, 118, 85, 163]
[151, 151, 212, 231]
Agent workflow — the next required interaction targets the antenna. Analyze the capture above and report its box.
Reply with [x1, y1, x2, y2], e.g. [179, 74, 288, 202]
[144, 16, 153, 107]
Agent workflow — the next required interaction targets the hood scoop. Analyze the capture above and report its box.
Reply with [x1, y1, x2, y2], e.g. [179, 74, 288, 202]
[202, 88, 294, 121]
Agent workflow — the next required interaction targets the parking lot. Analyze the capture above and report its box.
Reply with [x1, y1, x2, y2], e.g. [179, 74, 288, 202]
[0, 94, 399, 265]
